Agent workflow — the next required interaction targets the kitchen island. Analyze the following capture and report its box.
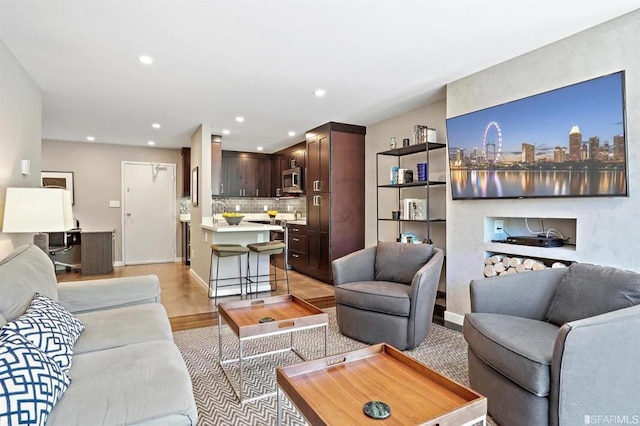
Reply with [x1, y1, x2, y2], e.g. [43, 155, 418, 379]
[200, 217, 283, 298]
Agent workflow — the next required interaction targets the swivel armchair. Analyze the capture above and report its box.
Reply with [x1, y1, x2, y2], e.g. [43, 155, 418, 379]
[332, 242, 444, 350]
[464, 263, 640, 426]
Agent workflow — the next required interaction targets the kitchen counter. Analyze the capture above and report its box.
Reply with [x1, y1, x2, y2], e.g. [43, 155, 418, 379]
[179, 214, 190, 223]
[200, 217, 282, 232]
[287, 219, 307, 226]
[199, 216, 281, 297]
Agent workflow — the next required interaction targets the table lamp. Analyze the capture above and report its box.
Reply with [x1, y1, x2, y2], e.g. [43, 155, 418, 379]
[2, 187, 74, 253]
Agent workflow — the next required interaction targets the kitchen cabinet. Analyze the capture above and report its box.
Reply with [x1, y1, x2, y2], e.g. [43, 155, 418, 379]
[287, 223, 307, 272]
[221, 151, 271, 197]
[272, 141, 306, 197]
[180, 147, 190, 197]
[305, 122, 366, 283]
[307, 192, 330, 277]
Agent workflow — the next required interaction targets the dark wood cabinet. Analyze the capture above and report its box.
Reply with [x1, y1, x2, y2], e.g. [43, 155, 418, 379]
[272, 141, 306, 197]
[287, 224, 308, 272]
[180, 147, 191, 197]
[305, 122, 366, 283]
[221, 151, 272, 197]
[80, 231, 114, 275]
[307, 192, 331, 277]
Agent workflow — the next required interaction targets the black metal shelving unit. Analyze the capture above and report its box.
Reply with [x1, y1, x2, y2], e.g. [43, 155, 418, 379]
[376, 141, 447, 244]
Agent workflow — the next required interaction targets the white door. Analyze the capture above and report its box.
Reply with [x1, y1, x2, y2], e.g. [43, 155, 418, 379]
[122, 161, 176, 265]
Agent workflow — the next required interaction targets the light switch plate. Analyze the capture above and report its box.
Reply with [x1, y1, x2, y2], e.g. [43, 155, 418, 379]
[235, 205, 240, 211]
[494, 219, 504, 233]
[109, 200, 121, 208]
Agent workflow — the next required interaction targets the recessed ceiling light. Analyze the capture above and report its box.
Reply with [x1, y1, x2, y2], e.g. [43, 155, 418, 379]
[257, 146, 264, 151]
[152, 123, 161, 129]
[86, 136, 95, 141]
[222, 129, 230, 135]
[313, 89, 326, 97]
[147, 141, 155, 146]
[138, 55, 154, 65]
[235, 116, 245, 123]
[288, 131, 296, 137]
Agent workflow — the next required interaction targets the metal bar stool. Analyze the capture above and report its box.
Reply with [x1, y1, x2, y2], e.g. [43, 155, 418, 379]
[245, 241, 289, 297]
[208, 244, 250, 305]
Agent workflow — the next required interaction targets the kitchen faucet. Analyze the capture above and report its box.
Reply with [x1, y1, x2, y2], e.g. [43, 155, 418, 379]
[211, 200, 226, 223]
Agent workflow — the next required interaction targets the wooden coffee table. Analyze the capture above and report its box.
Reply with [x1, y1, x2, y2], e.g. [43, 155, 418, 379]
[276, 343, 487, 425]
[217, 294, 328, 404]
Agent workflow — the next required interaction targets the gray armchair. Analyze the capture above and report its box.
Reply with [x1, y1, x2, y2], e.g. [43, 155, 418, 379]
[464, 264, 640, 426]
[332, 242, 444, 350]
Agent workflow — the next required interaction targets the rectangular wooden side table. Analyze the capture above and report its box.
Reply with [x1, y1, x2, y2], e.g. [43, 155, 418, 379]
[276, 343, 487, 425]
[217, 294, 328, 404]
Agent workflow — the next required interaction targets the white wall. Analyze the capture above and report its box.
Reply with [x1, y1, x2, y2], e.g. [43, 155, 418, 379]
[41, 139, 184, 262]
[189, 124, 213, 289]
[364, 100, 447, 250]
[445, 10, 640, 324]
[0, 39, 42, 258]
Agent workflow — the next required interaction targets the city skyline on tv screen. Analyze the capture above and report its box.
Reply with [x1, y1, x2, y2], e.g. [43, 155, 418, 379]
[446, 71, 627, 199]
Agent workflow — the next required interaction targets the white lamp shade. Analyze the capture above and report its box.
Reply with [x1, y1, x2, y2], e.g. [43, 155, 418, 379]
[2, 188, 74, 233]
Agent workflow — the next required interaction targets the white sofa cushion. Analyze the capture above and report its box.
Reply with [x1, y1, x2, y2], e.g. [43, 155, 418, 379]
[47, 340, 198, 426]
[74, 303, 173, 354]
[0, 245, 58, 322]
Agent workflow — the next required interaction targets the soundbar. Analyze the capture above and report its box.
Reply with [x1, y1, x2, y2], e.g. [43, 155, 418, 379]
[501, 236, 565, 248]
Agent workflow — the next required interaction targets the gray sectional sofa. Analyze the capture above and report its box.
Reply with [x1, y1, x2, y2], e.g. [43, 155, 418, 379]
[0, 244, 198, 425]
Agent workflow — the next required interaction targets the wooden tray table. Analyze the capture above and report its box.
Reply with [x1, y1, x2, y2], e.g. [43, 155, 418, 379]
[217, 295, 328, 404]
[276, 343, 487, 425]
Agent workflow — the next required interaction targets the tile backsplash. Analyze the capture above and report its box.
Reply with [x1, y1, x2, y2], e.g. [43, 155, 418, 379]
[179, 197, 191, 214]
[211, 196, 306, 216]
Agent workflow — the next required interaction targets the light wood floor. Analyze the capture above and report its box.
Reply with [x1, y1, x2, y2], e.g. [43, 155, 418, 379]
[55, 263, 335, 331]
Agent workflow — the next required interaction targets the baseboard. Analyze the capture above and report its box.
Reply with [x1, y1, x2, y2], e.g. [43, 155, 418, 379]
[174, 257, 183, 263]
[444, 310, 464, 327]
[189, 269, 209, 293]
[113, 261, 124, 267]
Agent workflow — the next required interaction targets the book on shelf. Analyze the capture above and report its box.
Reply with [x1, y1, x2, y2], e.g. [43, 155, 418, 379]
[413, 125, 437, 145]
[402, 198, 427, 220]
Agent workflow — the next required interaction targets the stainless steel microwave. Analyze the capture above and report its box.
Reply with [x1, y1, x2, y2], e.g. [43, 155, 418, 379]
[283, 167, 303, 193]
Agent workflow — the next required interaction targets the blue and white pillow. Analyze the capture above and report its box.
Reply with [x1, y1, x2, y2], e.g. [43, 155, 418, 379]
[2, 293, 84, 372]
[0, 328, 71, 426]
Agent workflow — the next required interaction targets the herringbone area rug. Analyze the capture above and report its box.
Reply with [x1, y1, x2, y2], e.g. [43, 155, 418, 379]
[173, 308, 497, 426]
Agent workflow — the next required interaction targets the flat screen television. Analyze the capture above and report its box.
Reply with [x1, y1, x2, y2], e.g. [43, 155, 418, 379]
[446, 71, 627, 200]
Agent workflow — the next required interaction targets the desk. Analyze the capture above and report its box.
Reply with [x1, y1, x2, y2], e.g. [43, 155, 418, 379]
[49, 229, 114, 275]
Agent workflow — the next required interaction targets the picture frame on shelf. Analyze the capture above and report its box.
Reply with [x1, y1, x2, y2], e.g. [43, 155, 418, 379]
[41, 171, 75, 205]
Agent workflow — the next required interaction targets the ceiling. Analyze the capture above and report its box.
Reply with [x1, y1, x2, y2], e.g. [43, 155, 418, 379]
[1, 1, 638, 153]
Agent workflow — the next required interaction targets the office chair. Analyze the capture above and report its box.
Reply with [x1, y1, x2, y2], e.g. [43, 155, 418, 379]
[49, 229, 81, 272]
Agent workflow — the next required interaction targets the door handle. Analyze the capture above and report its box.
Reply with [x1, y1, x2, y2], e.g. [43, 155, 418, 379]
[126, 213, 131, 217]
[220, 183, 224, 194]
[293, 238, 299, 242]
[256, 189, 259, 196]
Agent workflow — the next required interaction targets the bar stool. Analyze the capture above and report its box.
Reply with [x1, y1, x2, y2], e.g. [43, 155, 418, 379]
[208, 244, 250, 305]
[245, 241, 289, 297]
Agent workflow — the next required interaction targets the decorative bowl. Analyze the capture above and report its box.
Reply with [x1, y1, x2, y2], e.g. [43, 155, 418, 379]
[224, 215, 244, 225]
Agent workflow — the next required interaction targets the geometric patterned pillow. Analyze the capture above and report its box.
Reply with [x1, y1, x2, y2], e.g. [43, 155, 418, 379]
[0, 328, 71, 426]
[2, 293, 84, 372]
